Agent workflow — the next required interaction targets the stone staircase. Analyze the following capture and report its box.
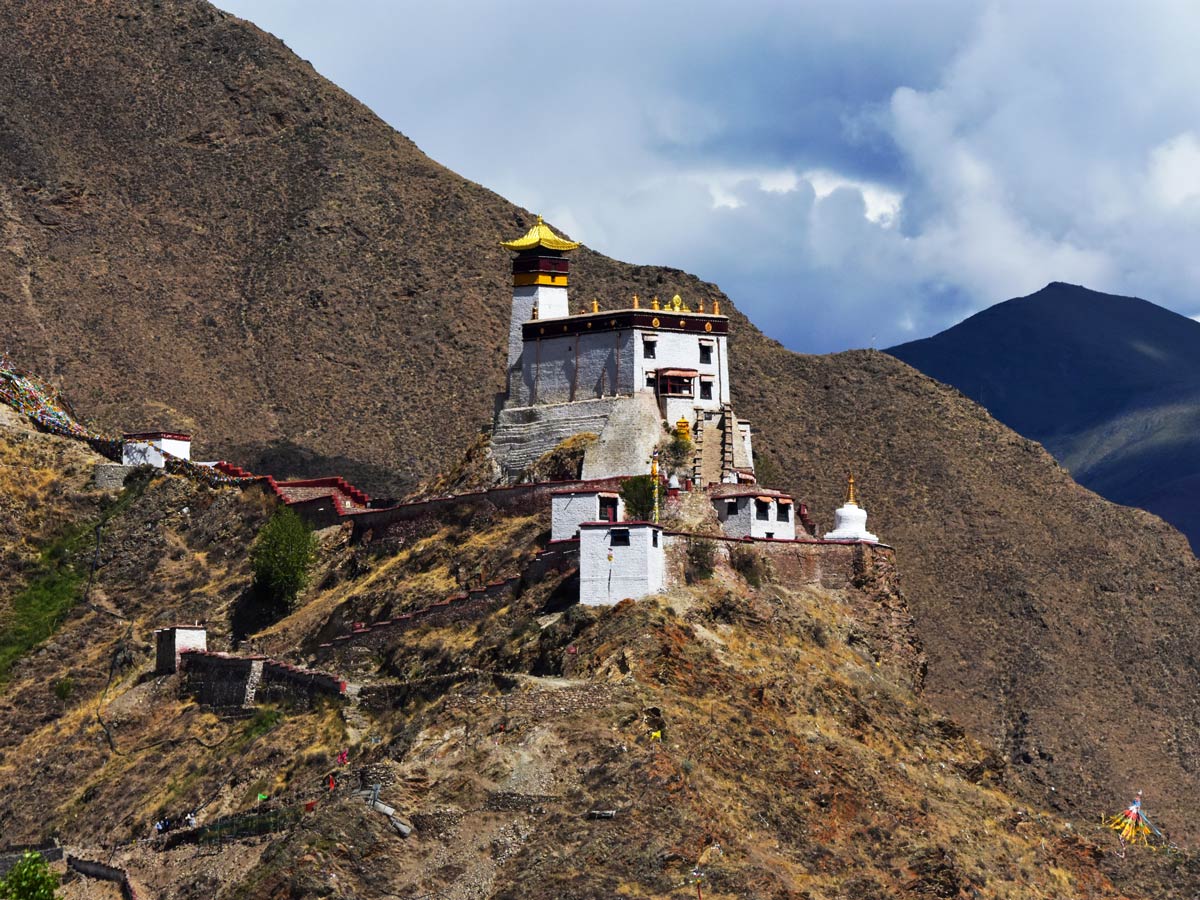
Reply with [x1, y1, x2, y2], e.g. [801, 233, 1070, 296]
[693, 407, 734, 487]
[720, 402, 736, 478]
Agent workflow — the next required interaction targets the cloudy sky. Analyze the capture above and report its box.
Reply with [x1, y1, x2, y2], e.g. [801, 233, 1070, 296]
[218, 0, 1200, 353]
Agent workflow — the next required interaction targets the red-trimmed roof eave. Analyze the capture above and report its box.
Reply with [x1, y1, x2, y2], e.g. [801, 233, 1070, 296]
[523, 308, 730, 340]
[123, 431, 192, 441]
[710, 486, 793, 500]
[578, 520, 662, 528]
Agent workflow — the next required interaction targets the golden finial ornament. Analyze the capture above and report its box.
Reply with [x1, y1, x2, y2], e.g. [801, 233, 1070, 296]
[592, 298, 599, 313]
[531, 303, 539, 320]
[652, 296, 660, 310]
[698, 299, 705, 313]
[632, 294, 640, 309]
[713, 300, 721, 315]
[846, 472, 858, 506]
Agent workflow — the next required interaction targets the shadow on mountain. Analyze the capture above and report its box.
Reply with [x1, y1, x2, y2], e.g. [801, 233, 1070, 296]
[889, 282, 1200, 553]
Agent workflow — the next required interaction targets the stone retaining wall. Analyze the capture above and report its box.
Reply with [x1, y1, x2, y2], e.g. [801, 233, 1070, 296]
[66, 856, 139, 900]
[0, 846, 62, 879]
[180, 651, 345, 709]
[349, 478, 624, 543]
[316, 544, 579, 663]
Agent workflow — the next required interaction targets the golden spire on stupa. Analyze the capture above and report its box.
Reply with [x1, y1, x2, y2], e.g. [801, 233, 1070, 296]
[846, 472, 858, 506]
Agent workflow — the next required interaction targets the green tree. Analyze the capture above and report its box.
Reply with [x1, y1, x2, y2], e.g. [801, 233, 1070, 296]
[662, 434, 693, 475]
[0, 851, 60, 900]
[250, 507, 317, 610]
[620, 474, 657, 521]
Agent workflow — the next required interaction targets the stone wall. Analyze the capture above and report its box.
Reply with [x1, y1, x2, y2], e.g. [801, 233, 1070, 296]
[259, 660, 347, 705]
[66, 856, 139, 900]
[0, 846, 62, 879]
[350, 476, 624, 543]
[317, 543, 579, 663]
[93, 463, 135, 490]
[580, 392, 663, 481]
[180, 652, 260, 708]
[661, 535, 924, 688]
[490, 398, 623, 480]
[180, 651, 345, 708]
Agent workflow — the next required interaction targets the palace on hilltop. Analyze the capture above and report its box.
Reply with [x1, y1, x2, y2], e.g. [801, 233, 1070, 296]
[488, 216, 882, 605]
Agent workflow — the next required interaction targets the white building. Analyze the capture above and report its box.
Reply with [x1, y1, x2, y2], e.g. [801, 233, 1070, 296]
[579, 521, 665, 605]
[491, 216, 753, 485]
[550, 488, 623, 541]
[823, 475, 880, 543]
[122, 431, 192, 468]
[154, 625, 207, 674]
[713, 487, 797, 540]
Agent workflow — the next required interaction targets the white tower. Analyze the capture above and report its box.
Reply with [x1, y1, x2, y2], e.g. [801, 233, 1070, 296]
[502, 216, 580, 368]
[824, 473, 879, 542]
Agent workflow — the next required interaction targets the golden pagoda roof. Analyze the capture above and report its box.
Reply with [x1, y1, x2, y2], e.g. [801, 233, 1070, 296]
[501, 216, 581, 252]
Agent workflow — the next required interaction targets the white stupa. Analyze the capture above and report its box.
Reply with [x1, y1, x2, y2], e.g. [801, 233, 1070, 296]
[823, 474, 878, 543]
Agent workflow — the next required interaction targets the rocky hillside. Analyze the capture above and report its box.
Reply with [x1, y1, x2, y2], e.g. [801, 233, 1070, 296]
[889, 282, 1200, 551]
[0, 425, 1194, 898]
[4, 0, 1200, 865]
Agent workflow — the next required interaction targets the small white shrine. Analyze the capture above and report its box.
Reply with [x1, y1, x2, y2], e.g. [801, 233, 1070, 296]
[154, 624, 207, 674]
[122, 431, 192, 468]
[550, 488, 623, 541]
[713, 487, 797, 540]
[823, 475, 879, 543]
[578, 521, 665, 605]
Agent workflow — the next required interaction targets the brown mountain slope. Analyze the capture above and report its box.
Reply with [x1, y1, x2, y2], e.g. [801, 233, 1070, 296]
[3, 0, 1200, 849]
[0, 455, 1185, 899]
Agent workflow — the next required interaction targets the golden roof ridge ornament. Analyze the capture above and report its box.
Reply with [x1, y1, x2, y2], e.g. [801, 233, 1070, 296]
[501, 214, 581, 252]
[846, 472, 858, 506]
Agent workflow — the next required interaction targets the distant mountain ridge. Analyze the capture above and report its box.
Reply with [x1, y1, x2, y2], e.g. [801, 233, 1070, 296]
[889, 282, 1200, 551]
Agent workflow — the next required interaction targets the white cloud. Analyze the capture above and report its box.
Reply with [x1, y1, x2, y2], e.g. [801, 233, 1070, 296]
[1148, 133, 1200, 210]
[217, 0, 1200, 351]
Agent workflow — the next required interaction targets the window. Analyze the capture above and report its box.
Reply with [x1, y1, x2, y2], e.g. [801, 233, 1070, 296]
[659, 375, 693, 397]
[777, 503, 790, 522]
[755, 500, 771, 521]
[646, 373, 657, 388]
[643, 339, 657, 359]
[652, 530, 659, 547]
[725, 500, 738, 516]
[599, 496, 619, 522]
[765, 532, 774, 539]
[699, 343, 712, 364]
[610, 529, 630, 546]
[699, 380, 713, 400]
